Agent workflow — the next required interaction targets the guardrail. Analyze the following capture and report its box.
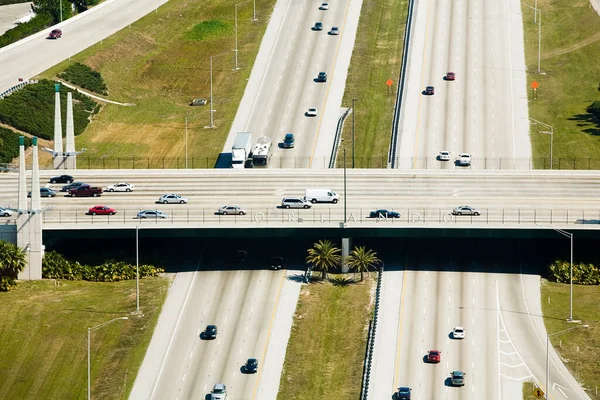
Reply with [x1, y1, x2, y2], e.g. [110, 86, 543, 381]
[22, 156, 600, 170]
[329, 107, 352, 168]
[0, 80, 38, 99]
[361, 263, 383, 400]
[388, 0, 417, 168]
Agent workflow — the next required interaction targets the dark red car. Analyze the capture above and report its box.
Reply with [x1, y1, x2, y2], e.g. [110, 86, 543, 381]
[88, 205, 116, 215]
[48, 29, 62, 39]
[445, 72, 456, 81]
[427, 349, 441, 363]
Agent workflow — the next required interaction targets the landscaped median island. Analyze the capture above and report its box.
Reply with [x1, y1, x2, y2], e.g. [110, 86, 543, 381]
[522, 0, 600, 168]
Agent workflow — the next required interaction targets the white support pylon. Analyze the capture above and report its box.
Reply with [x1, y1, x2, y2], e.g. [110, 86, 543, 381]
[16, 136, 29, 264]
[64, 92, 76, 169]
[52, 84, 64, 169]
[28, 137, 43, 280]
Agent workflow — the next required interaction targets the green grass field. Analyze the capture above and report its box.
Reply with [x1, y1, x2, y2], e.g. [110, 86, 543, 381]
[37, 0, 276, 165]
[541, 280, 600, 399]
[339, 0, 408, 168]
[522, 0, 600, 168]
[277, 275, 374, 399]
[0, 278, 170, 400]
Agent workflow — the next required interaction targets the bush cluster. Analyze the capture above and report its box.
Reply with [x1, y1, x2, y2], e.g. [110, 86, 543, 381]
[588, 101, 600, 122]
[0, 241, 26, 291]
[0, 79, 98, 140]
[42, 251, 164, 282]
[58, 63, 108, 96]
[548, 260, 600, 285]
[0, 13, 53, 49]
[0, 127, 32, 163]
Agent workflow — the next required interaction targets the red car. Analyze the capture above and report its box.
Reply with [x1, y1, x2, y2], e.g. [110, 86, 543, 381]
[48, 29, 62, 39]
[445, 72, 456, 81]
[88, 205, 116, 215]
[427, 350, 441, 363]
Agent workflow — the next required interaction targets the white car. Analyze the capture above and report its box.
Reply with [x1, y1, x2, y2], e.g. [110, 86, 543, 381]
[453, 326, 465, 339]
[0, 207, 13, 217]
[218, 205, 246, 215]
[329, 26, 339, 35]
[319, 2, 329, 10]
[105, 182, 135, 192]
[210, 383, 227, 400]
[438, 151, 451, 161]
[306, 107, 318, 117]
[457, 153, 472, 166]
[158, 193, 188, 204]
[136, 210, 168, 219]
[452, 206, 480, 216]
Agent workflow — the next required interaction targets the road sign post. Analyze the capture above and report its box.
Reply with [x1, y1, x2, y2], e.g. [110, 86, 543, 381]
[386, 79, 393, 96]
[532, 387, 544, 399]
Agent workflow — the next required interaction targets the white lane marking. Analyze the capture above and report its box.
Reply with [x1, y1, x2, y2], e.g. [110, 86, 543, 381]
[224, 316, 228, 324]
[197, 329, 201, 337]
[245, 326, 249, 333]
[218, 339, 221, 345]
[203, 309, 206, 315]
[182, 373, 186, 382]
[211, 360, 215, 368]
[189, 351, 193, 359]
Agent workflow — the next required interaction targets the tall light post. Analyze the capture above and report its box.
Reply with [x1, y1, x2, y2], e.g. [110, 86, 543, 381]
[550, 228, 575, 321]
[88, 317, 128, 400]
[206, 50, 235, 129]
[351, 98, 357, 168]
[234, 3, 239, 70]
[252, 0, 257, 21]
[135, 226, 140, 313]
[530, 118, 553, 169]
[523, 3, 541, 74]
[545, 324, 588, 400]
[59, 0, 63, 23]
[185, 113, 189, 169]
[343, 146, 347, 223]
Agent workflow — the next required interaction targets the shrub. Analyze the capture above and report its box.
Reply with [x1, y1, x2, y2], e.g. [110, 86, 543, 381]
[548, 260, 600, 285]
[0, 127, 32, 163]
[588, 101, 600, 122]
[0, 241, 26, 291]
[0, 13, 53, 49]
[58, 63, 108, 96]
[0, 79, 98, 140]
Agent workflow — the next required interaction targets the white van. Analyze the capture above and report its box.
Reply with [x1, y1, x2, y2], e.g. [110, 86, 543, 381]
[304, 189, 339, 204]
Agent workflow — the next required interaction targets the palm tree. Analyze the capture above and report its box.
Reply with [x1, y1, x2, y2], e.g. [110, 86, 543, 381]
[346, 246, 380, 282]
[305, 240, 342, 280]
[0, 241, 26, 291]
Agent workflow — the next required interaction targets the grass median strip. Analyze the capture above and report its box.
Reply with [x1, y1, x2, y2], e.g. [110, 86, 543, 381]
[522, 0, 600, 167]
[277, 275, 374, 399]
[0, 278, 169, 400]
[541, 280, 600, 399]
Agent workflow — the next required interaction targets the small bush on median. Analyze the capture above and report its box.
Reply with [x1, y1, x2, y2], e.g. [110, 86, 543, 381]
[0, 241, 26, 291]
[58, 63, 108, 96]
[548, 260, 600, 285]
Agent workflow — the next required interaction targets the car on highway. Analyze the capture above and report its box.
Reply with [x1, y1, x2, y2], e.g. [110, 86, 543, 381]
[316, 71, 327, 82]
[88, 205, 116, 215]
[202, 324, 218, 339]
[0, 207, 13, 217]
[28, 187, 56, 198]
[47, 29, 62, 39]
[427, 350, 441, 363]
[313, 22, 323, 31]
[445, 71, 456, 81]
[283, 133, 295, 148]
[457, 153, 472, 166]
[105, 183, 135, 192]
[136, 210, 168, 219]
[243, 358, 258, 373]
[61, 181, 86, 192]
[424, 85, 435, 95]
[450, 370, 466, 386]
[210, 383, 227, 400]
[306, 107, 318, 117]
[328, 26, 339, 35]
[218, 205, 246, 215]
[271, 256, 285, 270]
[158, 193, 188, 204]
[438, 151, 451, 161]
[452, 326, 465, 339]
[397, 386, 411, 399]
[319, 2, 329, 10]
[452, 206, 480, 216]
[369, 209, 400, 218]
[49, 174, 73, 184]
[281, 197, 312, 209]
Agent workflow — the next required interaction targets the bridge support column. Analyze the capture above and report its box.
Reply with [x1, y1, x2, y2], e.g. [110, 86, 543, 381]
[64, 92, 76, 170]
[342, 237, 351, 273]
[52, 84, 64, 169]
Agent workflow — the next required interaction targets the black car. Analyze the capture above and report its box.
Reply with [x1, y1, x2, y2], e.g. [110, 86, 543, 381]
[313, 22, 323, 31]
[316, 72, 327, 82]
[424, 86, 435, 95]
[202, 325, 218, 339]
[61, 181, 85, 192]
[369, 209, 400, 218]
[243, 358, 258, 373]
[236, 250, 248, 263]
[397, 386, 411, 399]
[271, 256, 285, 270]
[49, 174, 74, 184]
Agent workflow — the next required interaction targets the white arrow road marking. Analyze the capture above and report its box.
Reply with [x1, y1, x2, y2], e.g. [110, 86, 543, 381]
[553, 382, 568, 398]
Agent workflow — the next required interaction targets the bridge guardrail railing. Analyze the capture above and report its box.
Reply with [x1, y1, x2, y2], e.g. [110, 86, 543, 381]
[0, 80, 38, 99]
[16, 207, 600, 226]
[329, 107, 352, 169]
[27, 156, 600, 170]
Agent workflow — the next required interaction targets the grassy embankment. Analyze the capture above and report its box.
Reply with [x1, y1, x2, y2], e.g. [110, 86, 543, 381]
[277, 275, 374, 399]
[0, 278, 170, 400]
[38, 0, 276, 168]
[522, 0, 600, 168]
[339, 0, 408, 168]
[540, 280, 600, 399]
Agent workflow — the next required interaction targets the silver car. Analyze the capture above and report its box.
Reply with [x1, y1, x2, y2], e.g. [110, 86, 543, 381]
[218, 205, 246, 215]
[281, 197, 312, 209]
[452, 206, 480, 216]
[0, 207, 13, 217]
[158, 193, 188, 204]
[106, 183, 135, 192]
[210, 383, 227, 400]
[137, 210, 168, 219]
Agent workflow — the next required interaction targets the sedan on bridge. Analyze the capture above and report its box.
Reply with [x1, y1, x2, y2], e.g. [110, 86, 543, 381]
[88, 205, 116, 215]
[106, 183, 135, 192]
[201, 325, 218, 339]
[369, 209, 400, 219]
[452, 206, 480, 216]
[0, 207, 13, 217]
[397, 386, 411, 399]
[424, 86, 435, 95]
[445, 71, 456, 81]
[136, 210, 168, 219]
[438, 151, 451, 161]
[218, 205, 246, 215]
[61, 182, 86, 192]
[319, 2, 329, 10]
[47, 29, 62, 39]
[452, 326, 465, 339]
[427, 349, 441, 363]
[450, 370, 466, 386]
[158, 194, 188, 204]
[49, 174, 73, 184]
[243, 358, 258, 373]
[306, 107, 318, 117]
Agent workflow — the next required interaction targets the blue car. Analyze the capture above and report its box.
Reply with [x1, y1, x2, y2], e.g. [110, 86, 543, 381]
[397, 386, 411, 399]
[369, 209, 400, 219]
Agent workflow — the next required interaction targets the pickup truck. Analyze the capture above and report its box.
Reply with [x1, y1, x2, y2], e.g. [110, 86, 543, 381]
[68, 185, 103, 197]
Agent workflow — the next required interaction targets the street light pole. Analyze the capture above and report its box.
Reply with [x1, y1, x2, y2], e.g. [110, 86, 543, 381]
[343, 147, 347, 223]
[352, 98, 357, 169]
[88, 317, 129, 400]
[522, 4, 541, 74]
[529, 118, 553, 169]
[545, 324, 588, 400]
[185, 113, 188, 169]
[206, 50, 235, 129]
[135, 225, 140, 313]
[549, 228, 574, 321]
[234, 4, 239, 70]
[252, 0, 257, 21]
[59, 0, 63, 23]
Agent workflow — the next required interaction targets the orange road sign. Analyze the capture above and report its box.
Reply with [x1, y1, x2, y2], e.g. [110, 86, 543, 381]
[531, 81, 539, 89]
[532, 387, 544, 399]
[386, 79, 393, 87]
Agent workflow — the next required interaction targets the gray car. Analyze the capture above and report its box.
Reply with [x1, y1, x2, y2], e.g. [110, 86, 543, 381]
[281, 197, 312, 209]
[136, 210, 168, 219]
[0, 207, 13, 217]
[210, 383, 227, 400]
[158, 194, 188, 204]
[452, 206, 480, 216]
[28, 187, 56, 198]
[218, 205, 246, 215]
